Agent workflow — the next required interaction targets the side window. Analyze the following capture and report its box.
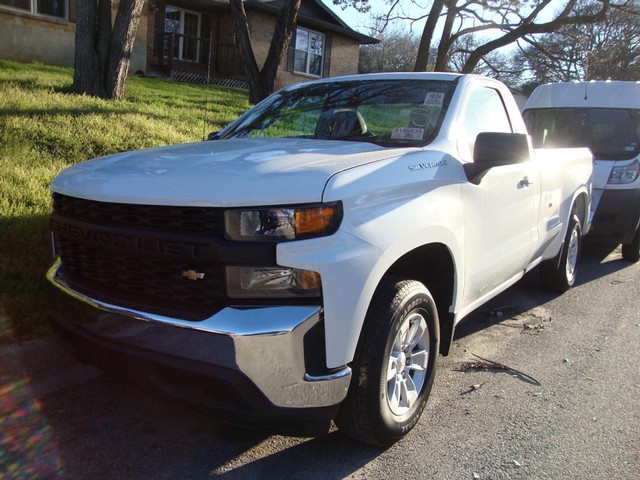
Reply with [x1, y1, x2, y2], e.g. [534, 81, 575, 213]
[462, 87, 512, 160]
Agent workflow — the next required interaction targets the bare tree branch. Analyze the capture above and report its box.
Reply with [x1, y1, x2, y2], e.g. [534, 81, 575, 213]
[462, 0, 610, 73]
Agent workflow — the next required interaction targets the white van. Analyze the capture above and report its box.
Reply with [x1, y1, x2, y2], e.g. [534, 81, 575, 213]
[523, 81, 640, 262]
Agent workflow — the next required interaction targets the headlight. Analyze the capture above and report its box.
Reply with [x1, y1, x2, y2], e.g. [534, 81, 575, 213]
[608, 159, 640, 184]
[226, 266, 321, 298]
[224, 202, 342, 242]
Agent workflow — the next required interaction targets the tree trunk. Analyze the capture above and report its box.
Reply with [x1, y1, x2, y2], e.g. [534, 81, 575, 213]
[72, 0, 144, 100]
[229, 0, 265, 104]
[107, 0, 145, 99]
[434, 0, 457, 71]
[230, 0, 301, 103]
[414, 0, 446, 72]
[260, 0, 301, 100]
[73, 0, 104, 97]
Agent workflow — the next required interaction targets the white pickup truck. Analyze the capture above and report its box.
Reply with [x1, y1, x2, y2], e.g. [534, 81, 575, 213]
[48, 73, 592, 446]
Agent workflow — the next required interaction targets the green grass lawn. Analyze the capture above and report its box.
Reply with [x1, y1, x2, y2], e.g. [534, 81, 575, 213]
[0, 60, 250, 344]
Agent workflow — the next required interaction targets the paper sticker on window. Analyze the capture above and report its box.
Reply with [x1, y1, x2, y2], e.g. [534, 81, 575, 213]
[423, 92, 445, 107]
[391, 127, 425, 140]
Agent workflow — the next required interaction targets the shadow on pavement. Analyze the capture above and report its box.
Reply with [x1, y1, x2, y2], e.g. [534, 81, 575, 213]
[209, 431, 383, 479]
[452, 242, 634, 344]
[0, 338, 382, 479]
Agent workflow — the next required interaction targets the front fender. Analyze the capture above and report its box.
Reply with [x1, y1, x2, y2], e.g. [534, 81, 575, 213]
[279, 148, 466, 368]
[277, 226, 463, 369]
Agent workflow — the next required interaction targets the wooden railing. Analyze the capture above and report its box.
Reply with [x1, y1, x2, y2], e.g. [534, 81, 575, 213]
[156, 32, 245, 79]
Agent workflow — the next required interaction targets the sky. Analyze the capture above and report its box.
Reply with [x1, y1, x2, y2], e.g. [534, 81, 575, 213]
[323, 0, 430, 35]
[322, 0, 567, 38]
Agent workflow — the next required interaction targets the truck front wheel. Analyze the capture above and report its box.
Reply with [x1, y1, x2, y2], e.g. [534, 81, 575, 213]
[621, 227, 640, 263]
[336, 278, 439, 446]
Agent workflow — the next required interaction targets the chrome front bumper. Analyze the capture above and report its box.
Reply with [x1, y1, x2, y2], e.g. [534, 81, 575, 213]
[47, 259, 351, 410]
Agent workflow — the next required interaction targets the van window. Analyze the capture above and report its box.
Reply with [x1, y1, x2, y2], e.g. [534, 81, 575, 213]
[523, 108, 640, 160]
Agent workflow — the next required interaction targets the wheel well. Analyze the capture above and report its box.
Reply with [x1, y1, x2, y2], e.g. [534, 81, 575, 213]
[386, 243, 455, 355]
[573, 192, 588, 232]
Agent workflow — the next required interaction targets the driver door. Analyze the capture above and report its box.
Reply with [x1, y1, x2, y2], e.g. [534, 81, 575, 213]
[459, 86, 539, 307]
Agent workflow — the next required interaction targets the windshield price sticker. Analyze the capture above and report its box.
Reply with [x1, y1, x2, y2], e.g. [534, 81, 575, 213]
[423, 92, 445, 107]
[391, 127, 425, 140]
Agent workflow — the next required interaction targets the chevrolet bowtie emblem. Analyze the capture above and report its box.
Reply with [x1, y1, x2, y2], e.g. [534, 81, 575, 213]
[182, 270, 205, 281]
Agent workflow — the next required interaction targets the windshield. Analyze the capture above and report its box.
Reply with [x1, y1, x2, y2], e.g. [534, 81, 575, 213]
[523, 107, 640, 160]
[221, 79, 456, 147]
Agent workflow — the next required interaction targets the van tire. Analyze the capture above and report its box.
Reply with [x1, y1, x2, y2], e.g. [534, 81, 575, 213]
[622, 227, 640, 263]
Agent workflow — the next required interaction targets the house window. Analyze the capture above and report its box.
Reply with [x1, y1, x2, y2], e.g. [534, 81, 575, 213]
[163, 5, 200, 62]
[0, 0, 67, 19]
[294, 28, 324, 77]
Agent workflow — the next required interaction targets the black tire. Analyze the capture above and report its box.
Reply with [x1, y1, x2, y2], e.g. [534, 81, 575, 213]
[540, 214, 582, 293]
[336, 278, 439, 447]
[621, 227, 640, 263]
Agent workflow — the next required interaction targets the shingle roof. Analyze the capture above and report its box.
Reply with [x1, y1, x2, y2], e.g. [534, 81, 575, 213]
[178, 0, 378, 44]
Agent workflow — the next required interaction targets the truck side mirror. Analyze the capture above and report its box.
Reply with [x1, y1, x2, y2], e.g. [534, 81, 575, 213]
[473, 132, 531, 165]
[465, 132, 532, 184]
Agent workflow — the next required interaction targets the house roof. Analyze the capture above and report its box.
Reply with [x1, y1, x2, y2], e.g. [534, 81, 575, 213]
[185, 0, 378, 44]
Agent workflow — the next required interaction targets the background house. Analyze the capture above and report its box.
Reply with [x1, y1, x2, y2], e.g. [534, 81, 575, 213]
[0, 1, 148, 73]
[0, 0, 376, 88]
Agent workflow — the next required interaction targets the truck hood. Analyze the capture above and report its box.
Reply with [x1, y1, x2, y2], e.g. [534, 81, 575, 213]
[52, 138, 416, 206]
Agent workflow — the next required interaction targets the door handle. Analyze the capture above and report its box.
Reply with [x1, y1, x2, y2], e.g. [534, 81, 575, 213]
[519, 176, 533, 188]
